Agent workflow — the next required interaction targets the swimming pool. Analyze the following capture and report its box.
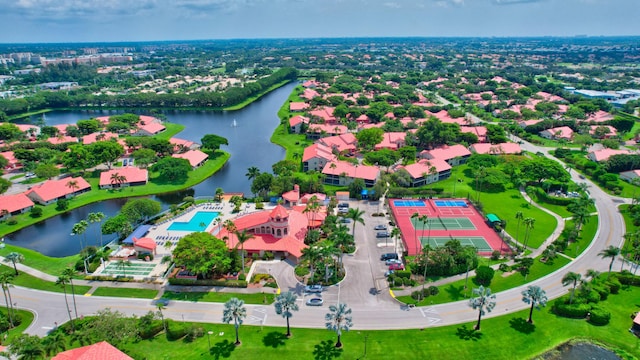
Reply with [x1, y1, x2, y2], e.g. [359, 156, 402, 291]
[168, 211, 219, 231]
[393, 200, 426, 207]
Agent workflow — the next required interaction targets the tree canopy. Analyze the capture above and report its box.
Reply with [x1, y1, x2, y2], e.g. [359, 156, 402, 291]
[173, 232, 232, 278]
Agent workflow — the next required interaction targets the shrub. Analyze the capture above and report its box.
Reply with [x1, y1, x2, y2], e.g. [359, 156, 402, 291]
[592, 286, 609, 301]
[252, 273, 270, 283]
[490, 250, 501, 261]
[139, 321, 164, 339]
[605, 278, 622, 294]
[587, 306, 611, 326]
[474, 265, 495, 286]
[255, 202, 264, 209]
[294, 266, 310, 277]
[56, 198, 69, 211]
[498, 263, 511, 272]
[185, 326, 204, 342]
[263, 251, 274, 260]
[167, 278, 248, 287]
[553, 300, 591, 318]
[6, 217, 17, 225]
[238, 273, 246, 281]
[138, 253, 154, 261]
[616, 271, 640, 286]
[428, 286, 439, 296]
[166, 320, 188, 341]
[264, 282, 278, 288]
[30, 207, 43, 217]
[395, 270, 412, 279]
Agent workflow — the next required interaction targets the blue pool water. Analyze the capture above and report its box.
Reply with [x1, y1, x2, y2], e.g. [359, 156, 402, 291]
[434, 200, 467, 207]
[393, 200, 426, 207]
[168, 212, 219, 231]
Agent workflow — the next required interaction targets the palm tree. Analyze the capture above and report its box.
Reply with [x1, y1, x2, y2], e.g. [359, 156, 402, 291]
[523, 217, 536, 251]
[475, 166, 487, 203]
[0, 273, 15, 327]
[71, 220, 89, 251]
[411, 212, 420, 254]
[157, 302, 167, 333]
[245, 166, 260, 181]
[599, 245, 621, 279]
[468, 285, 496, 331]
[5, 252, 24, 275]
[301, 246, 323, 282]
[428, 166, 438, 194]
[514, 211, 524, 248]
[325, 303, 353, 348]
[222, 298, 247, 346]
[16, 340, 44, 360]
[521, 285, 548, 323]
[344, 208, 365, 238]
[56, 274, 75, 331]
[62, 267, 79, 319]
[303, 195, 321, 229]
[585, 269, 601, 282]
[390, 227, 401, 253]
[66, 180, 79, 194]
[223, 219, 237, 235]
[215, 187, 225, 202]
[274, 291, 299, 337]
[561, 271, 581, 304]
[87, 212, 105, 247]
[42, 332, 66, 356]
[234, 230, 254, 274]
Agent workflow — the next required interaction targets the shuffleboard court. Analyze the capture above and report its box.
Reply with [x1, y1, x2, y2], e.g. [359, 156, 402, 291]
[420, 236, 493, 252]
[101, 262, 157, 277]
[409, 217, 476, 230]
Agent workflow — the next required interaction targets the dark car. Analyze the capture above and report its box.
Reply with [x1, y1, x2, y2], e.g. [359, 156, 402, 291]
[374, 225, 387, 231]
[340, 218, 351, 223]
[338, 203, 349, 208]
[376, 231, 390, 238]
[306, 297, 324, 306]
[380, 253, 398, 261]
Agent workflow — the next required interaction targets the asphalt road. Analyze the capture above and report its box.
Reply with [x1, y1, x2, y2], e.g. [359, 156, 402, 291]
[8, 138, 628, 337]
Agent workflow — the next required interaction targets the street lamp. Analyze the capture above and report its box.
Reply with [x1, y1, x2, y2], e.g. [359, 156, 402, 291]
[207, 330, 213, 348]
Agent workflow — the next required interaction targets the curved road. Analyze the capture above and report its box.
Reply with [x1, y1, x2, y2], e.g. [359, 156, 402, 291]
[8, 138, 628, 337]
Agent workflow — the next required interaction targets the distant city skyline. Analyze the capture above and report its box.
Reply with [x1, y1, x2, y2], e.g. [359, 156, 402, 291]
[0, 0, 638, 44]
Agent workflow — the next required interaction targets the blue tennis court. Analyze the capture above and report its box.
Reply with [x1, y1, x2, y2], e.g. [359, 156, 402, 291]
[434, 200, 467, 207]
[393, 200, 426, 207]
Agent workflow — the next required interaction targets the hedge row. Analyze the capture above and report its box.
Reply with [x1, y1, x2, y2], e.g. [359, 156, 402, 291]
[84, 275, 133, 282]
[616, 271, 640, 286]
[139, 321, 164, 340]
[168, 278, 248, 288]
[527, 186, 575, 206]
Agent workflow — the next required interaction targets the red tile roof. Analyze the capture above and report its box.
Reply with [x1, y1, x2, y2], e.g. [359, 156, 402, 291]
[52, 341, 133, 360]
[375, 132, 406, 150]
[588, 148, 631, 162]
[429, 110, 467, 125]
[289, 115, 310, 127]
[99, 167, 148, 187]
[309, 107, 336, 122]
[0, 151, 19, 169]
[133, 237, 157, 251]
[401, 159, 451, 179]
[270, 205, 289, 219]
[47, 135, 78, 145]
[172, 150, 208, 167]
[541, 126, 573, 140]
[318, 133, 356, 153]
[470, 142, 522, 155]
[308, 124, 348, 136]
[423, 144, 471, 161]
[322, 160, 379, 181]
[26, 177, 91, 203]
[282, 186, 300, 202]
[0, 193, 34, 214]
[289, 102, 310, 111]
[82, 132, 119, 145]
[303, 143, 335, 162]
[138, 122, 165, 135]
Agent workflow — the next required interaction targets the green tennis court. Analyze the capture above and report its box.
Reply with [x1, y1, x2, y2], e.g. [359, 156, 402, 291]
[420, 236, 493, 252]
[410, 217, 476, 230]
[101, 262, 157, 277]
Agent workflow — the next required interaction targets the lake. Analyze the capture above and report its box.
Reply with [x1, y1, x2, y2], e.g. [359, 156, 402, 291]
[6, 82, 295, 256]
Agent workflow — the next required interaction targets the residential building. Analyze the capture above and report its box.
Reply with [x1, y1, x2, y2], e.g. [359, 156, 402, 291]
[52, 341, 133, 360]
[26, 177, 91, 205]
[469, 142, 522, 155]
[0, 193, 35, 218]
[399, 158, 451, 187]
[322, 160, 379, 187]
[172, 150, 209, 169]
[420, 144, 472, 165]
[620, 170, 640, 183]
[99, 167, 149, 189]
[289, 115, 310, 134]
[374, 132, 406, 150]
[587, 148, 631, 162]
[302, 143, 336, 172]
[539, 126, 574, 140]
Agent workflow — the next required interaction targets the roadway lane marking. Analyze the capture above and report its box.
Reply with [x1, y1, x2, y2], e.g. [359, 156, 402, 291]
[420, 307, 438, 317]
[426, 317, 441, 325]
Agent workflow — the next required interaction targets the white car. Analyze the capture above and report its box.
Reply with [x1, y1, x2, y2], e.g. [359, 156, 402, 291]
[304, 284, 323, 293]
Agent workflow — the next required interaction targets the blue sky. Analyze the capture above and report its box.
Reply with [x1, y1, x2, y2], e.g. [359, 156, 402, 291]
[0, 0, 637, 43]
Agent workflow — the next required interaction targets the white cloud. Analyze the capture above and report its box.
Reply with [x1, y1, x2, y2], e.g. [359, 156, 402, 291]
[4, 0, 157, 20]
[383, 2, 401, 8]
[493, 0, 543, 5]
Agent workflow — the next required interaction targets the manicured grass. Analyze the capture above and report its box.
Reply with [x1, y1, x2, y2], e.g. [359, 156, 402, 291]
[2, 309, 35, 342]
[562, 216, 598, 258]
[0, 246, 79, 276]
[0, 265, 91, 294]
[162, 291, 276, 305]
[113, 284, 640, 360]
[0, 151, 230, 240]
[151, 122, 185, 140]
[225, 80, 291, 111]
[396, 254, 571, 305]
[91, 287, 159, 299]
[270, 123, 313, 161]
[7, 108, 51, 120]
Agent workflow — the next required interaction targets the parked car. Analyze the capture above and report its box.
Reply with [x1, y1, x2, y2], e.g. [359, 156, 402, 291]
[374, 225, 387, 231]
[340, 218, 351, 223]
[338, 208, 349, 214]
[380, 253, 398, 261]
[306, 297, 324, 306]
[304, 284, 323, 293]
[385, 259, 402, 266]
[388, 263, 405, 271]
[338, 203, 349, 208]
[384, 270, 395, 277]
[376, 231, 390, 238]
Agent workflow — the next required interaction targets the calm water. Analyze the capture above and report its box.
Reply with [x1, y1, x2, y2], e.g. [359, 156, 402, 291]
[544, 342, 622, 360]
[7, 83, 294, 256]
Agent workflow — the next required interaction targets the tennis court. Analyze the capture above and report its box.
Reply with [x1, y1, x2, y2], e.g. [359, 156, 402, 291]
[409, 217, 476, 230]
[101, 261, 157, 277]
[434, 200, 467, 207]
[393, 199, 426, 207]
[420, 236, 493, 252]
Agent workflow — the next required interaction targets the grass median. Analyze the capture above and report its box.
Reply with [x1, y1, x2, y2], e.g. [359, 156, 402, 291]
[161, 291, 275, 305]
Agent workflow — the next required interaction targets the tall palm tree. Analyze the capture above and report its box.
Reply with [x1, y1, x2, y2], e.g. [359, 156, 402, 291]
[215, 187, 225, 202]
[223, 219, 237, 235]
[303, 195, 321, 229]
[87, 212, 105, 247]
[599, 245, 621, 279]
[234, 229, 254, 274]
[245, 166, 260, 181]
[5, 252, 24, 275]
[475, 166, 487, 203]
[428, 166, 438, 195]
[468, 285, 496, 331]
[523, 217, 536, 251]
[561, 271, 581, 304]
[521, 285, 548, 323]
[411, 212, 420, 254]
[274, 291, 299, 337]
[514, 211, 524, 247]
[390, 227, 401, 254]
[0, 273, 15, 327]
[56, 274, 75, 331]
[62, 267, 79, 319]
[325, 303, 353, 348]
[42, 332, 66, 357]
[16, 340, 44, 360]
[222, 298, 247, 346]
[585, 269, 601, 282]
[344, 207, 365, 238]
[157, 302, 167, 333]
[71, 220, 89, 251]
[301, 246, 323, 283]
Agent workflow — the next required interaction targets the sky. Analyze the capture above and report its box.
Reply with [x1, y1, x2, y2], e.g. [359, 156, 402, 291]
[0, 0, 638, 43]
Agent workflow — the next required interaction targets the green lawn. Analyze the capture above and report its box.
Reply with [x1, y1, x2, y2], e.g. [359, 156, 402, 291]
[225, 80, 292, 111]
[0, 246, 79, 276]
[0, 265, 91, 294]
[162, 291, 275, 305]
[0, 151, 230, 241]
[151, 122, 185, 140]
[562, 216, 598, 258]
[113, 284, 640, 360]
[2, 309, 35, 342]
[91, 287, 159, 299]
[396, 254, 571, 305]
